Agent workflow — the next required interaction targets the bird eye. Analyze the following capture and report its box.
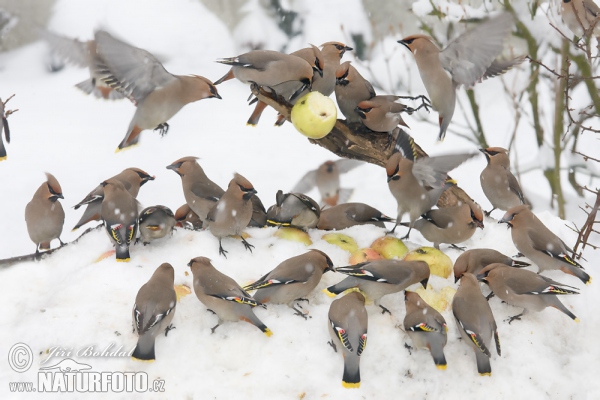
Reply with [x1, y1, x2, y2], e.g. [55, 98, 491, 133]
[404, 39, 415, 44]
[361, 107, 372, 113]
[335, 44, 343, 50]
[487, 151, 499, 156]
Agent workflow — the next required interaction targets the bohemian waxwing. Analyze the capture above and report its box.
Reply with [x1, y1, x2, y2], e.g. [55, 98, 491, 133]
[214, 49, 313, 103]
[244, 250, 334, 317]
[478, 263, 580, 323]
[386, 138, 476, 238]
[188, 257, 272, 336]
[138, 206, 176, 245]
[452, 272, 501, 376]
[324, 260, 430, 314]
[174, 204, 203, 230]
[40, 29, 125, 100]
[409, 199, 484, 250]
[167, 157, 224, 224]
[205, 173, 257, 257]
[248, 194, 267, 228]
[93, 30, 221, 150]
[131, 263, 176, 361]
[266, 190, 321, 230]
[25, 173, 65, 253]
[355, 95, 410, 132]
[327, 291, 368, 389]
[499, 205, 591, 284]
[317, 202, 394, 230]
[561, 0, 600, 37]
[453, 248, 530, 283]
[72, 167, 154, 231]
[292, 159, 364, 207]
[480, 147, 525, 215]
[403, 291, 448, 370]
[0, 98, 10, 161]
[100, 178, 138, 262]
[399, 12, 522, 140]
[334, 61, 376, 123]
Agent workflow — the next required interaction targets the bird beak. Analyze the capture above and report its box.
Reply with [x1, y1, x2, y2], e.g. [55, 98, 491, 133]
[454, 275, 460, 284]
[397, 39, 410, 50]
[355, 107, 366, 119]
[474, 219, 484, 229]
[420, 278, 429, 289]
[213, 93, 222, 100]
[344, 46, 353, 52]
[479, 148, 487, 154]
[314, 66, 324, 78]
[403, 291, 409, 301]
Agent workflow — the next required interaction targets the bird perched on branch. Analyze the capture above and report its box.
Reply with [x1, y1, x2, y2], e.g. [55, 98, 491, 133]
[399, 12, 523, 140]
[93, 30, 221, 150]
[334, 61, 375, 123]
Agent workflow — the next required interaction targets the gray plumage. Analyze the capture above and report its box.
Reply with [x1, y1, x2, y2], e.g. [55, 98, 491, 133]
[317, 202, 394, 230]
[480, 147, 525, 214]
[206, 173, 257, 257]
[478, 263, 579, 322]
[266, 190, 320, 230]
[248, 194, 267, 228]
[499, 205, 591, 284]
[0, 98, 10, 161]
[132, 263, 176, 361]
[138, 206, 176, 244]
[403, 291, 448, 369]
[100, 178, 139, 262]
[174, 204, 202, 230]
[328, 291, 368, 389]
[25, 173, 65, 253]
[355, 95, 409, 132]
[334, 61, 375, 123]
[73, 167, 154, 230]
[452, 273, 500, 376]
[453, 248, 530, 283]
[188, 257, 272, 336]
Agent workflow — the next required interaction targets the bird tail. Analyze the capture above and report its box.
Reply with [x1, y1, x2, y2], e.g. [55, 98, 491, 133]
[213, 68, 235, 85]
[475, 351, 491, 376]
[116, 246, 130, 262]
[560, 264, 591, 285]
[342, 355, 361, 388]
[72, 208, 100, 231]
[0, 134, 6, 161]
[131, 335, 155, 362]
[246, 100, 268, 126]
[430, 342, 447, 370]
[392, 128, 417, 161]
[323, 278, 354, 297]
[117, 125, 142, 151]
[241, 313, 272, 337]
[551, 300, 579, 322]
[75, 78, 97, 96]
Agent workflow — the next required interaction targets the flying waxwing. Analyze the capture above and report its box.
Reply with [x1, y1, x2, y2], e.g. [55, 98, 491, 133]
[244, 250, 334, 317]
[205, 173, 257, 257]
[188, 257, 272, 336]
[100, 178, 138, 262]
[386, 135, 476, 238]
[324, 260, 430, 314]
[409, 200, 484, 250]
[292, 159, 364, 207]
[248, 194, 267, 228]
[131, 263, 176, 361]
[317, 202, 394, 230]
[266, 190, 320, 230]
[328, 291, 368, 389]
[40, 29, 125, 100]
[25, 173, 65, 253]
[480, 147, 525, 215]
[399, 12, 523, 140]
[452, 272, 501, 376]
[562, 0, 600, 37]
[0, 98, 10, 161]
[334, 61, 376, 123]
[174, 204, 203, 230]
[93, 30, 221, 150]
[138, 206, 176, 245]
[453, 248, 530, 283]
[72, 167, 154, 230]
[403, 291, 448, 369]
[355, 95, 410, 132]
[499, 205, 591, 284]
[167, 157, 224, 223]
[214, 49, 313, 104]
[478, 263, 580, 323]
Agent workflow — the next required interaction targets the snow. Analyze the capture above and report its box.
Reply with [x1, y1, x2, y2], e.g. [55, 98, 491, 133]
[0, 0, 599, 399]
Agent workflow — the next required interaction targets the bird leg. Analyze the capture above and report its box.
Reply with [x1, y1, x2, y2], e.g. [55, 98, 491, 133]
[295, 298, 310, 304]
[400, 226, 412, 240]
[218, 239, 228, 258]
[379, 304, 392, 315]
[449, 244, 467, 251]
[484, 207, 496, 217]
[164, 324, 176, 336]
[292, 305, 309, 320]
[506, 311, 525, 324]
[327, 340, 337, 352]
[210, 323, 221, 334]
[397, 95, 432, 113]
[404, 342, 413, 355]
[154, 123, 170, 137]
[485, 292, 495, 301]
[58, 238, 66, 247]
[241, 237, 255, 253]
[513, 252, 525, 258]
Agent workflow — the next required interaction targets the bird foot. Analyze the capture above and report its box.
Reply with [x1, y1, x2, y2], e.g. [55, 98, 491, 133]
[328, 340, 337, 353]
[485, 292, 495, 301]
[241, 238, 254, 252]
[513, 252, 525, 258]
[218, 244, 228, 258]
[164, 324, 176, 337]
[397, 94, 432, 112]
[484, 208, 496, 217]
[449, 244, 467, 251]
[295, 298, 310, 304]
[210, 324, 220, 334]
[404, 342, 413, 355]
[292, 306, 310, 320]
[506, 313, 524, 324]
[155, 123, 170, 136]
[379, 305, 392, 315]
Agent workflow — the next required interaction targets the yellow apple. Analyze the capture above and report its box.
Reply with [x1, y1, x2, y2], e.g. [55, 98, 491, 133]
[322, 233, 358, 253]
[404, 246, 453, 279]
[370, 236, 409, 259]
[349, 248, 384, 265]
[274, 227, 312, 245]
[291, 92, 337, 139]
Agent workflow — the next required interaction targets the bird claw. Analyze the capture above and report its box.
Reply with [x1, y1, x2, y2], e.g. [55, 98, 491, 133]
[295, 298, 309, 304]
[241, 238, 254, 252]
[218, 240, 228, 258]
[450, 244, 467, 251]
[506, 313, 523, 324]
[155, 123, 170, 137]
[164, 324, 176, 337]
[328, 340, 337, 353]
[513, 252, 525, 258]
[485, 292, 495, 301]
[379, 305, 392, 315]
[292, 306, 309, 320]
[210, 324, 220, 334]
[404, 342, 413, 355]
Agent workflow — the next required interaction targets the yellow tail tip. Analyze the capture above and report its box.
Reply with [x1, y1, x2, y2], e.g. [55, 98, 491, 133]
[574, 318, 581, 323]
[71, 228, 79, 232]
[479, 372, 491, 377]
[264, 328, 273, 337]
[436, 364, 447, 370]
[116, 258, 131, 263]
[245, 122, 257, 127]
[131, 357, 154, 363]
[322, 288, 337, 298]
[342, 381, 360, 389]
[0, 156, 7, 161]
[586, 277, 592, 285]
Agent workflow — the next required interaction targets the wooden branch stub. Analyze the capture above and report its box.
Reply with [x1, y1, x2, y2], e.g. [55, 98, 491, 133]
[251, 85, 475, 208]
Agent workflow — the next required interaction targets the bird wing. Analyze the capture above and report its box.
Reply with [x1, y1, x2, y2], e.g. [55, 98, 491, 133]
[439, 12, 514, 87]
[335, 262, 411, 285]
[291, 170, 317, 193]
[133, 293, 176, 334]
[453, 308, 491, 357]
[41, 30, 90, 67]
[244, 263, 313, 291]
[419, 208, 454, 229]
[94, 30, 176, 104]
[329, 318, 354, 352]
[483, 56, 525, 80]
[413, 153, 476, 188]
[506, 171, 525, 203]
[527, 227, 584, 269]
[335, 159, 364, 174]
[189, 180, 224, 202]
[207, 281, 262, 308]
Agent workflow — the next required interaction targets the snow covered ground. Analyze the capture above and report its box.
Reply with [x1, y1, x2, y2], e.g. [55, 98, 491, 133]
[0, 0, 599, 398]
